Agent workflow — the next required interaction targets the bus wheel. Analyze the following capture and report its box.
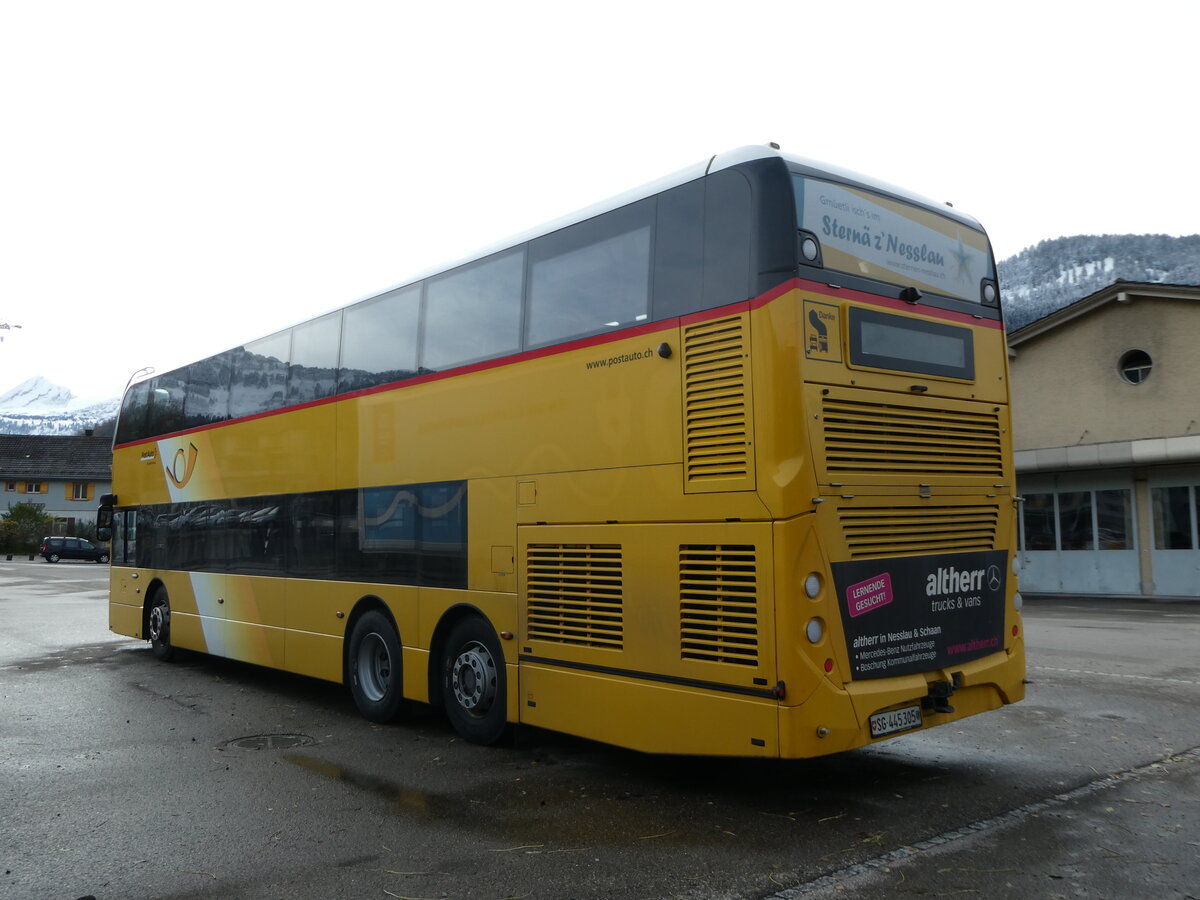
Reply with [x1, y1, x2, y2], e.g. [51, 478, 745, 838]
[347, 610, 407, 723]
[442, 616, 508, 745]
[147, 588, 174, 661]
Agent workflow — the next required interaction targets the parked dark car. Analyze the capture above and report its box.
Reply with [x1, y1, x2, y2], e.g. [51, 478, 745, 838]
[40, 536, 110, 564]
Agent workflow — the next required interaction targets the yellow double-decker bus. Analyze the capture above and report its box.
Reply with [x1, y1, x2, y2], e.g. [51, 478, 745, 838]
[100, 145, 1024, 757]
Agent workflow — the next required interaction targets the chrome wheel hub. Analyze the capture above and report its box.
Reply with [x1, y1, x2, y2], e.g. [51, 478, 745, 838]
[452, 642, 497, 714]
[149, 604, 168, 641]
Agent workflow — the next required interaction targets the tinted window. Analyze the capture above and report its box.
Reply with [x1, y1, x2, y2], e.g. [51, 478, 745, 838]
[703, 169, 752, 308]
[343, 482, 467, 587]
[290, 491, 339, 579]
[146, 370, 187, 437]
[288, 312, 341, 404]
[119, 484, 467, 589]
[112, 511, 129, 563]
[116, 381, 152, 444]
[183, 353, 233, 429]
[527, 200, 653, 348]
[652, 180, 705, 320]
[423, 250, 524, 370]
[227, 497, 287, 575]
[230, 330, 290, 419]
[339, 284, 421, 393]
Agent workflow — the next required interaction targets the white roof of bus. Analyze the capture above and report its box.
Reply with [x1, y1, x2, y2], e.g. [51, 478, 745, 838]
[379, 144, 982, 293]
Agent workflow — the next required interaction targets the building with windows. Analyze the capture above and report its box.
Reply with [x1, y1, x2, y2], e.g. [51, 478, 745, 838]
[1008, 281, 1200, 598]
[0, 433, 112, 532]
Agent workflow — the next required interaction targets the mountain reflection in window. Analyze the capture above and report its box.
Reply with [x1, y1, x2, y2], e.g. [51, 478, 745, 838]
[338, 284, 421, 393]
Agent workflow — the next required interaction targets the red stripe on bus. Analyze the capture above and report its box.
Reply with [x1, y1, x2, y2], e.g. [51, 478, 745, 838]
[113, 278, 1001, 449]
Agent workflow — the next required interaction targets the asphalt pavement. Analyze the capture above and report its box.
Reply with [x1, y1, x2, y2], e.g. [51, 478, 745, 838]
[2, 559, 1198, 899]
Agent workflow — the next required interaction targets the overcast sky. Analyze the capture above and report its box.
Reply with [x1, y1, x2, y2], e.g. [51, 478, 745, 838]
[1, 0, 1196, 402]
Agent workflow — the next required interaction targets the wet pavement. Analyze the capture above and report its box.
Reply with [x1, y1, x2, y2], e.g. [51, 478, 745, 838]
[2, 560, 1198, 899]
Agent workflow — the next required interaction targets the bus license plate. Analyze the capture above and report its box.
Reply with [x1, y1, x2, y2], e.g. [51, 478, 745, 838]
[869, 705, 923, 738]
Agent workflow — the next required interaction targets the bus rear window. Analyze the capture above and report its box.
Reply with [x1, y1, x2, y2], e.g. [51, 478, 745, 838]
[849, 307, 974, 380]
[793, 175, 994, 304]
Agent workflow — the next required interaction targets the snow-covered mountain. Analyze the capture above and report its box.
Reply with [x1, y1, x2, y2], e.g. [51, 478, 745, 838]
[0, 377, 119, 436]
[999, 234, 1200, 330]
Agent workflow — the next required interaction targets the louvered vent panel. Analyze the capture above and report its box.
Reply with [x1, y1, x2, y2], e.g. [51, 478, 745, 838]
[822, 397, 1004, 478]
[682, 315, 754, 491]
[679, 544, 759, 666]
[526, 544, 624, 649]
[839, 504, 1000, 559]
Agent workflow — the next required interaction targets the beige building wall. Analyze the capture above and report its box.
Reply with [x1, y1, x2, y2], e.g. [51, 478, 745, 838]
[1010, 297, 1200, 451]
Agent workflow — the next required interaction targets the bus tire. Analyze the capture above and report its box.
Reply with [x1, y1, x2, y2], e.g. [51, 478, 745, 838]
[442, 616, 508, 745]
[147, 587, 174, 661]
[347, 610, 407, 723]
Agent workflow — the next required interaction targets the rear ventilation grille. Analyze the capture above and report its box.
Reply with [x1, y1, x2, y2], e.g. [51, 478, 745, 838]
[679, 544, 759, 666]
[839, 504, 1000, 559]
[822, 397, 1004, 478]
[682, 314, 754, 491]
[526, 545, 624, 649]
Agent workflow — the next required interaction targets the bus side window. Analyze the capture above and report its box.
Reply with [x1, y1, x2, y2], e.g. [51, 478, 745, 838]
[183, 352, 234, 430]
[230, 330, 291, 419]
[651, 179, 705, 321]
[146, 371, 187, 437]
[422, 249, 524, 371]
[339, 284, 421, 393]
[115, 381, 152, 445]
[526, 198, 654, 349]
[703, 168, 753, 309]
[288, 311, 342, 405]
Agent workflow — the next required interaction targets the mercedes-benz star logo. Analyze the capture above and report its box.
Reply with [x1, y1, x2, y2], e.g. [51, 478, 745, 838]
[986, 565, 1002, 592]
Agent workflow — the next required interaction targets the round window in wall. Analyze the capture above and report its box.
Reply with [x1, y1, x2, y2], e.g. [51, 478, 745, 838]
[1118, 349, 1153, 384]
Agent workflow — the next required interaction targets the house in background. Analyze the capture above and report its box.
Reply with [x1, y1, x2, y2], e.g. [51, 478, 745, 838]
[0, 432, 112, 532]
[1007, 281, 1200, 598]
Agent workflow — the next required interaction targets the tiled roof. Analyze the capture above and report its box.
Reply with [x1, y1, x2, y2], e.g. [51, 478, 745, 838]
[0, 434, 112, 480]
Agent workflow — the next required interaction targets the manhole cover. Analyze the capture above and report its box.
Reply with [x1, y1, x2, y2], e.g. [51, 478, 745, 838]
[221, 733, 316, 751]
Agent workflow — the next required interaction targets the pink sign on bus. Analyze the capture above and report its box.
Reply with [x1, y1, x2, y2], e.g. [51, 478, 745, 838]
[846, 572, 894, 618]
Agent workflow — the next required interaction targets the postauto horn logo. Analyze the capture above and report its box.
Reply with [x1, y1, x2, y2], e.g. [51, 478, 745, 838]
[165, 442, 199, 489]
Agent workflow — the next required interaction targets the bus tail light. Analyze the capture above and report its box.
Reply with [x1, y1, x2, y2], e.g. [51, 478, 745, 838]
[804, 573, 822, 598]
[805, 617, 824, 643]
[1013, 592, 1023, 612]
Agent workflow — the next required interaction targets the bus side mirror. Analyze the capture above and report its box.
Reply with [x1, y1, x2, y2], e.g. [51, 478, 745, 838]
[96, 494, 116, 542]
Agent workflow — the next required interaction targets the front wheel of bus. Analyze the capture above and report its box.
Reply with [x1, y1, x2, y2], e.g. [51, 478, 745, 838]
[442, 616, 508, 745]
[147, 588, 174, 661]
[347, 610, 407, 723]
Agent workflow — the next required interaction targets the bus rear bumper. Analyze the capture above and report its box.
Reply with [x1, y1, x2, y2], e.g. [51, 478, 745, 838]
[779, 644, 1026, 758]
